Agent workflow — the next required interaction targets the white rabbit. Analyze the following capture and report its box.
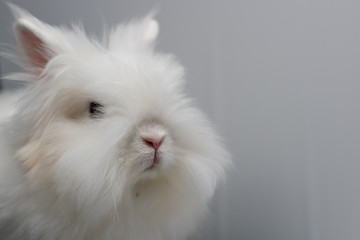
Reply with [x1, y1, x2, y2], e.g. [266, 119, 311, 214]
[0, 4, 230, 240]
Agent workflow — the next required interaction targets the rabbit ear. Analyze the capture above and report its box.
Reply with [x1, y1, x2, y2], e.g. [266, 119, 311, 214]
[9, 4, 65, 73]
[144, 19, 159, 44]
[14, 20, 50, 70]
[108, 15, 159, 51]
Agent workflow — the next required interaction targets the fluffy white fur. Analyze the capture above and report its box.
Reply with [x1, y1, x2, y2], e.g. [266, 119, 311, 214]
[0, 4, 230, 240]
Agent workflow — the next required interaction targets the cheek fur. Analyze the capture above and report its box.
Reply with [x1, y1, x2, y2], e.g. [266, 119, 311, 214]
[15, 138, 59, 189]
[14, 121, 95, 189]
[15, 140, 42, 172]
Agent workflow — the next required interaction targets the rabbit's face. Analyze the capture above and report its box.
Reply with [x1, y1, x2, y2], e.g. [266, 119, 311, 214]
[16, 50, 188, 204]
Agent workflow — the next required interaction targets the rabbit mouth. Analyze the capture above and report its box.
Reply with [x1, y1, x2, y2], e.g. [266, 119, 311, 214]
[145, 151, 161, 170]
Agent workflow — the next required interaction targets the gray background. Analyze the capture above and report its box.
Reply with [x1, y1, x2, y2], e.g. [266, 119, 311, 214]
[1, 1, 360, 240]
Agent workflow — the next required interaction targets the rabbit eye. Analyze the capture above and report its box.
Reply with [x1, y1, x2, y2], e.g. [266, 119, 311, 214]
[89, 101, 104, 118]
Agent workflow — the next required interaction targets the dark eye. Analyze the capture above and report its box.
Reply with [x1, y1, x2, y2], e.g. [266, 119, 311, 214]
[89, 101, 104, 118]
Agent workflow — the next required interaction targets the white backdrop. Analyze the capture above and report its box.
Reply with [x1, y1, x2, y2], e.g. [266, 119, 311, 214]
[1, 1, 360, 239]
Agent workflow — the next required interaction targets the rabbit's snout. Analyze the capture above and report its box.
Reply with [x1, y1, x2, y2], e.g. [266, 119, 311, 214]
[141, 135, 165, 169]
[135, 122, 171, 170]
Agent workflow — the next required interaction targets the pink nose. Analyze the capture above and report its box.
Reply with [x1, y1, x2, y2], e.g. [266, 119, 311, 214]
[142, 137, 164, 150]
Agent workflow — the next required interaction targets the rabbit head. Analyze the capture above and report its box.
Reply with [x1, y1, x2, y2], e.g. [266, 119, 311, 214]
[6, 4, 230, 237]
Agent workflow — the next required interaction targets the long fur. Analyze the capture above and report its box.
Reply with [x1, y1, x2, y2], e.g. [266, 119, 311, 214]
[0, 4, 230, 240]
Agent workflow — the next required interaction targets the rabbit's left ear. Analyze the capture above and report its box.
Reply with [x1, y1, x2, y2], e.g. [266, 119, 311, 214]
[9, 3, 67, 73]
[14, 20, 52, 70]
